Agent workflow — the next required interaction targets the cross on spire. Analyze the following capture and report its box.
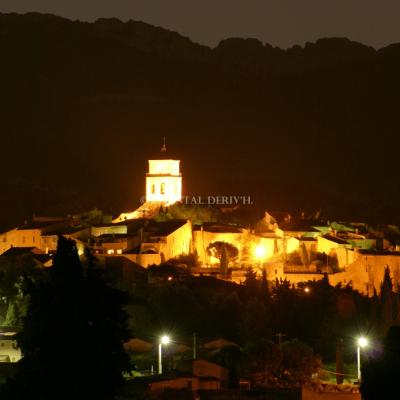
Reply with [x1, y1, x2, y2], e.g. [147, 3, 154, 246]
[161, 136, 167, 153]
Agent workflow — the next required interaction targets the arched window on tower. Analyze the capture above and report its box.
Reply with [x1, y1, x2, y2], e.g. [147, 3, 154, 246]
[160, 182, 165, 195]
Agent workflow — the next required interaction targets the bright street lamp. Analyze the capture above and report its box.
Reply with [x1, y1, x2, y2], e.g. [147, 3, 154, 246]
[158, 335, 170, 374]
[357, 336, 368, 382]
[161, 335, 170, 345]
[255, 244, 266, 260]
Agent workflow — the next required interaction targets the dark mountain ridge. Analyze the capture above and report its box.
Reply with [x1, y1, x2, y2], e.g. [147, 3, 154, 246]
[1, 12, 400, 229]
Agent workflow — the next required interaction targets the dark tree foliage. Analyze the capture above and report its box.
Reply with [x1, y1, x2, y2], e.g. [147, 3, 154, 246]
[136, 269, 373, 366]
[155, 204, 219, 224]
[207, 241, 239, 262]
[380, 266, 394, 334]
[243, 338, 319, 387]
[211, 345, 243, 389]
[335, 339, 344, 384]
[0, 254, 42, 327]
[219, 242, 229, 274]
[148, 262, 189, 280]
[1, 237, 131, 400]
[244, 268, 259, 296]
[368, 266, 400, 336]
[361, 326, 400, 400]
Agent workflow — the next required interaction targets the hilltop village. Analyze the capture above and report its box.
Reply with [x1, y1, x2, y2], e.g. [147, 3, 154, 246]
[1, 146, 400, 297]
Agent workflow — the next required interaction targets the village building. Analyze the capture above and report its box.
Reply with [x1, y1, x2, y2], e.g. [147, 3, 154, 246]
[0, 331, 21, 363]
[1, 143, 400, 296]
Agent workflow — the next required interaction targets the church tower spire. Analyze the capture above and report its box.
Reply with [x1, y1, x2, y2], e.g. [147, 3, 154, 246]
[161, 136, 167, 153]
[145, 138, 182, 204]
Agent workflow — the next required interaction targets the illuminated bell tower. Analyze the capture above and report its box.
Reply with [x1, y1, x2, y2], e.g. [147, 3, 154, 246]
[145, 138, 182, 204]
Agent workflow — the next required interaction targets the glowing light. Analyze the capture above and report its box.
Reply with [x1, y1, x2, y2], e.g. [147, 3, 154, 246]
[357, 337, 368, 348]
[255, 245, 267, 259]
[356, 336, 369, 382]
[161, 335, 170, 345]
[304, 287, 310, 293]
[167, 276, 173, 281]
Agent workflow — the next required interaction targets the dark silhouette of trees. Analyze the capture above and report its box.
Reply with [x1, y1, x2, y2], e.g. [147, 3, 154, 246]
[368, 266, 400, 335]
[241, 297, 269, 342]
[1, 237, 131, 400]
[261, 268, 269, 299]
[244, 268, 259, 296]
[243, 339, 319, 387]
[335, 339, 344, 384]
[0, 254, 41, 328]
[207, 241, 238, 266]
[361, 326, 400, 400]
[155, 204, 219, 224]
[380, 266, 394, 334]
[280, 339, 320, 387]
[212, 345, 243, 389]
[219, 242, 229, 274]
[244, 339, 280, 384]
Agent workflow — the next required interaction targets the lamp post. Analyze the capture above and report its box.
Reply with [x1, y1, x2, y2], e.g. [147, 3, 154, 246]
[158, 335, 170, 374]
[357, 337, 368, 382]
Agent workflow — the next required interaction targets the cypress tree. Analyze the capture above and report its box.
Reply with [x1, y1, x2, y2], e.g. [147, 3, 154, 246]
[2, 236, 131, 400]
[381, 266, 394, 335]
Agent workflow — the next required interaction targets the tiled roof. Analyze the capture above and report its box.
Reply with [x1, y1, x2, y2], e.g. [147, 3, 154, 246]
[1, 247, 37, 256]
[197, 223, 243, 234]
[322, 234, 349, 245]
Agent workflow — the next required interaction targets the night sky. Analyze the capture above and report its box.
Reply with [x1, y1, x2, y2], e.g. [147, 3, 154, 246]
[2, 0, 400, 48]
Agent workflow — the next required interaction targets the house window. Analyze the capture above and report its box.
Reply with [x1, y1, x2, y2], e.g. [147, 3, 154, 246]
[107, 249, 115, 255]
[151, 184, 156, 194]
[160, 182, 165, 195]
[117, 249, 122, 255]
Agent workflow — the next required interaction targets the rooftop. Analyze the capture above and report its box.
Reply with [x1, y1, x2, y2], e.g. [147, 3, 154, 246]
[44, 226, 88, 235]
[1, 247, 52, 265]
[358, 250, 400, 256]
[104, 256, 146, 273]
[147, 220, 188, 237]
[280, 224, 320, 233]
[195, 223, 243, 234]
[298, 237, 317, 242]
[16, 221, 59, 231]
[1, 247, 38, 256]
[322, 234, 349, 245]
